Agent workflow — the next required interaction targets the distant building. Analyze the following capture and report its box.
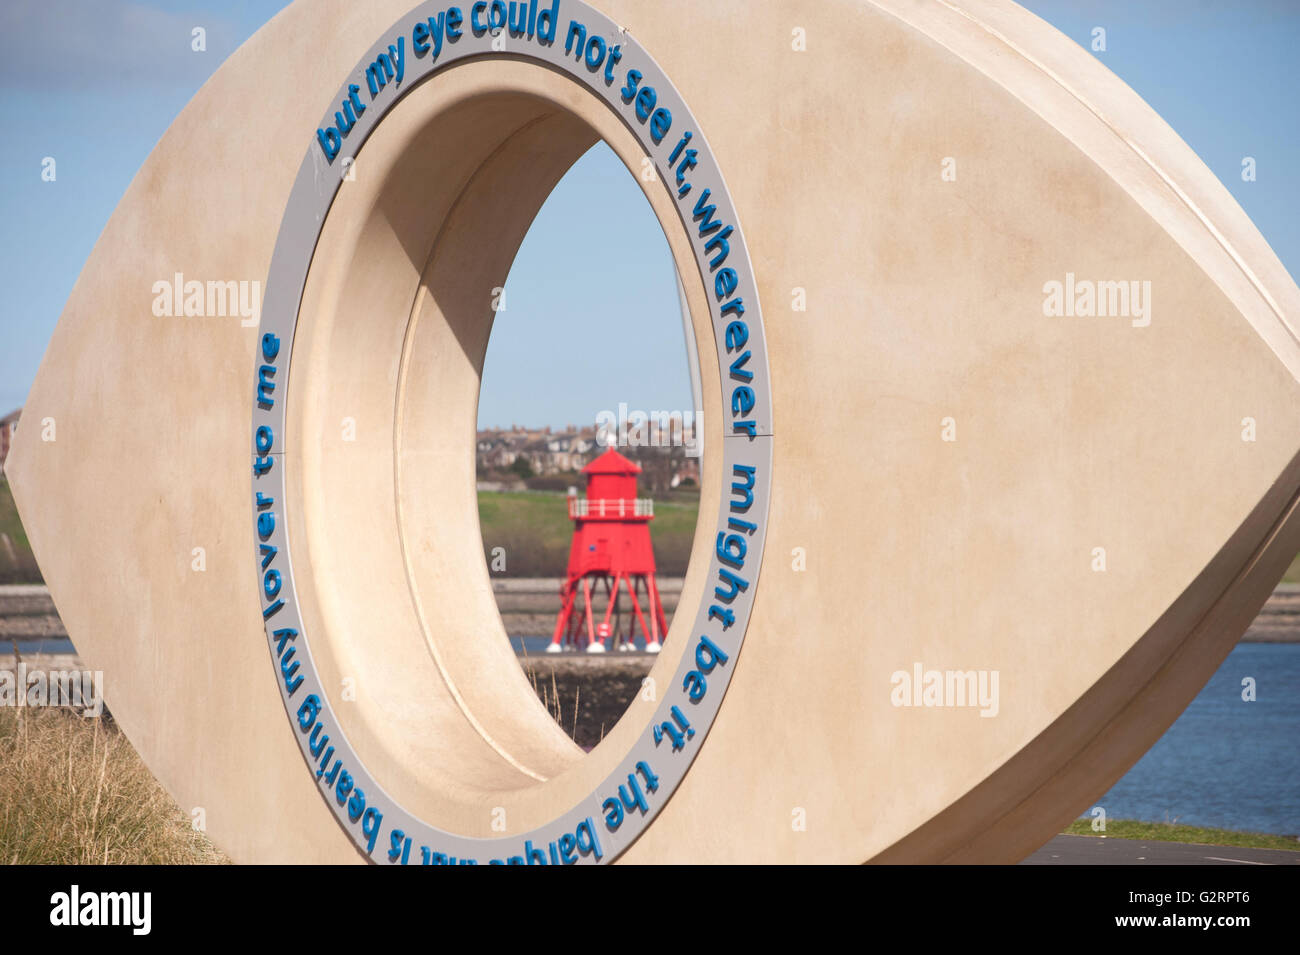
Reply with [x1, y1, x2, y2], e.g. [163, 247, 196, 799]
[476, 425, 600, 476]
[474, 420, 701, 489]
[0, 408, 19, 476]
[670, 458, 700, 488]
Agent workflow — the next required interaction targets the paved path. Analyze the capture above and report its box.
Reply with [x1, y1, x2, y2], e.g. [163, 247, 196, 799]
[1245, 582, 1300, 641]
[1024, 833, 1300, 864]
[4, 579, 1295, 639]
[0, 583, 691, 643]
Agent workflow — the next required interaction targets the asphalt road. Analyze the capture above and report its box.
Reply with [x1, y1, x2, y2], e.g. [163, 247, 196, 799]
[1023, 834, 1300, 865]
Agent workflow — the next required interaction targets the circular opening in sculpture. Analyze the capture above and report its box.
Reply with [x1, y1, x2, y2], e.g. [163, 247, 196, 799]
[279, 57, 724, 837]
[474, 140, 704, 748]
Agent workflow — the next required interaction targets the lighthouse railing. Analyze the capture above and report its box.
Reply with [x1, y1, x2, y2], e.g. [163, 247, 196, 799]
[568, 498, 654, 519]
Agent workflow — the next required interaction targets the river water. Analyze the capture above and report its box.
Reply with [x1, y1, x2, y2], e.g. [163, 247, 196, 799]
[1084, 642, 1299, 836]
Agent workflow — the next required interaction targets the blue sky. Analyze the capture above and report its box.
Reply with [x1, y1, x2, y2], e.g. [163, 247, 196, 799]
[1, 1, 1298, 426]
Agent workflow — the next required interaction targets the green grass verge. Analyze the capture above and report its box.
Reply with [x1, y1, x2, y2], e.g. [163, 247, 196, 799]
[0, 481, 699, 583]
[477, 489, 699, 577]
[0, 478, 29, 550]
[6, 465, 1297, 583]
[1064, 818, 1300, 851]
[0, 477, 41, 584]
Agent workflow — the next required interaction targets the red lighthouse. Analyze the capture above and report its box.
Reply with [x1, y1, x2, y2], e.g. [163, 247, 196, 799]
[548, 447, 668, 654]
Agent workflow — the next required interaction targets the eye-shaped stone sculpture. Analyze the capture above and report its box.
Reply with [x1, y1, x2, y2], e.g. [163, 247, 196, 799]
[9, 0, 1300, 863]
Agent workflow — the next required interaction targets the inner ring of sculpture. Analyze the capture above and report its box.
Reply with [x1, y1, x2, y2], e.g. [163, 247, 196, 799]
[251, 18, 771, 862]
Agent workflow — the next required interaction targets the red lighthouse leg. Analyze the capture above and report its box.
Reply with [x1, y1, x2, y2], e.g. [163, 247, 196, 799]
[602, 574, 622, 644]
[626, 577, 652, 649]
[548, 581, 577, 653]
[582, 577, 603, 652]
[647, 576, 667, 651]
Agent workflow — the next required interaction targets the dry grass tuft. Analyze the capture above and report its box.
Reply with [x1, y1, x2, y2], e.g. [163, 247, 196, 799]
[0, 707, 227, 864]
